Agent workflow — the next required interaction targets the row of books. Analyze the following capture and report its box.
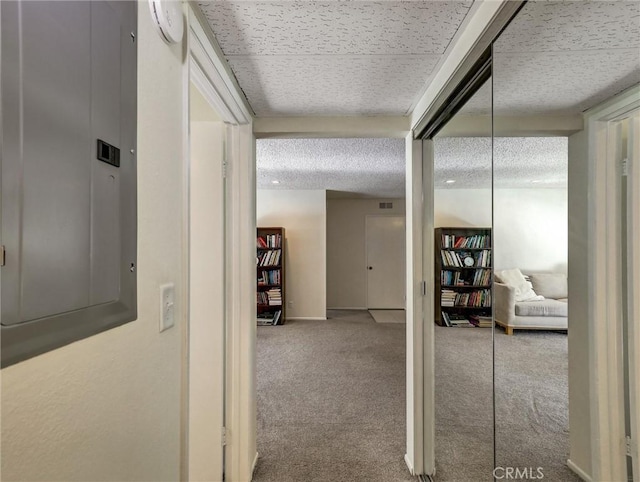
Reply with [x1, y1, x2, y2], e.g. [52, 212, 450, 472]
[469, 314, 493, 328]
[441, 289, 491, 307]
[257, 288, 282, 306]
[257, 234, 282, 249]
[257, 250, 281, 267]
[441, 233, 490, 249]
[258, 269, 281, 286]
[257, 309, 282, 326]
[441, 312, 474, 327]
[441, 249, 491, 268]
[441, 268, 491, 286]
[442, 312, 492, 328]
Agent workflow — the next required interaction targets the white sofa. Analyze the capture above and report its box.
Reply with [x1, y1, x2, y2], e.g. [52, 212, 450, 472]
[494, 272, 568, 335]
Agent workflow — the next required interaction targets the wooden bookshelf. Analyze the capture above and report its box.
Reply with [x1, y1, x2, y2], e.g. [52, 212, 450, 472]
[435, 227, 492, 327]
[257, 227, 285, 325]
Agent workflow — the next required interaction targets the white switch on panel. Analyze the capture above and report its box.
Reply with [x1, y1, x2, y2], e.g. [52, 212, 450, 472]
[160, 283, 175, 332]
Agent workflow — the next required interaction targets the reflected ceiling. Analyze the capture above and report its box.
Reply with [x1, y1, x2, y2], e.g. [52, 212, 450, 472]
[463, 0, 640, 115]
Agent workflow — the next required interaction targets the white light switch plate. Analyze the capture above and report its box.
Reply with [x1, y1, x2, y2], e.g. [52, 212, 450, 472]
[160, 283, 175, 332]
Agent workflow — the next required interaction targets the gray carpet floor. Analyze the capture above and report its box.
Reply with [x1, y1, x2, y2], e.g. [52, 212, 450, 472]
[254, 309, 414, 482]
[435, 326, 580, 482]
[255, 313, 579, 482]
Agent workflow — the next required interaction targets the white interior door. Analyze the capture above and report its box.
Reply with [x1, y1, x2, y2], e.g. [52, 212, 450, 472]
[366, 215, 406, 309]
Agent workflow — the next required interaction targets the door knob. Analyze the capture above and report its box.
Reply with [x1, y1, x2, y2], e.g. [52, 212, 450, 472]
[367, 266, 373, 270]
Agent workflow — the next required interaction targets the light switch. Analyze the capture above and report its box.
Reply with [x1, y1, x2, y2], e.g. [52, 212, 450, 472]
[160, 283, 175, 332]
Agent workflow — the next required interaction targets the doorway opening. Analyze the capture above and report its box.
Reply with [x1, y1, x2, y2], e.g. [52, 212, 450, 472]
[252, 137, 410, 481]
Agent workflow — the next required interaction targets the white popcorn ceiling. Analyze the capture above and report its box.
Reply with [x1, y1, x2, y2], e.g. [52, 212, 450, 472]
[207, 0, 630, 196]
[196, 1, 474, 116]
[256, 137, 567, 197]
[257, 138, 406, 197]
[462, 0, 640, 115]
[434, 137, 568, 189]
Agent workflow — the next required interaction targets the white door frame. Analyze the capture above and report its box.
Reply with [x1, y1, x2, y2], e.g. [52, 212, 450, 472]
[183, 6, 255, 482]
[586, 85, 640, 482]
[365, 214, 406, 309]
[627, 112, 640, 482]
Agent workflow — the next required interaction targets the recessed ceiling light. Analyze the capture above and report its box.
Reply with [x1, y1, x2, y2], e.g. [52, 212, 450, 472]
[272, 180, 280, 184]
[445, 179, 456, 184]
[531, 180, 541, 183]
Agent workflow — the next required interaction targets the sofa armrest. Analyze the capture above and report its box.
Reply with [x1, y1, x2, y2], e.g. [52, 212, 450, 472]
[494, 282, 515, 326]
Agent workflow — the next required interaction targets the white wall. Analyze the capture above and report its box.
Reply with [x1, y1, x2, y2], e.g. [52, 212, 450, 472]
[326, 198, 406, 308]
[567, 129, 592, 478]
[257, 190, 327, 320]
[188, 104, 225, 479]
[1, 5, 186, 481]
[435, 188, 568, 273]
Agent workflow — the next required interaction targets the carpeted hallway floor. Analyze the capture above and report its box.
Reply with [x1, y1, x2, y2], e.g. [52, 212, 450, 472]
[254, 309, 413, 482]
[255, 311, 578, 482]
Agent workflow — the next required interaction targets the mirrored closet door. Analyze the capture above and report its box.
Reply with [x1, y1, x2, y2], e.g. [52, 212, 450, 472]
[492, 1, 639, 481]
[431, 78, 494, 480]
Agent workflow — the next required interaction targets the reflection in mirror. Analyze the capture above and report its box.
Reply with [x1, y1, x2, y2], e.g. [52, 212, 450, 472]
[492, 1, 639, 480]
[432, 79, 493, 480]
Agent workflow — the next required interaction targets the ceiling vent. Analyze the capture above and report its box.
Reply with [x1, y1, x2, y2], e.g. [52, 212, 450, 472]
[379, 202, 393, 209]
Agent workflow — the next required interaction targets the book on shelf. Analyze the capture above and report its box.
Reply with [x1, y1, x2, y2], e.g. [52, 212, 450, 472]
[440, 249, 491, 268]
[257, 234, 282, 249]
[257, 309, 282, 326]
[469, 314, 493, 328]
[441, 268, 491, 286]
[257, 250, 281, 267]
[257, 288, 282, 306]
[257, 269, 281, 286]
[440, 288, 491, 308]
[443, 313, 475, 327]
[266, 288, 282, 306]
[441, 233, 490, 249]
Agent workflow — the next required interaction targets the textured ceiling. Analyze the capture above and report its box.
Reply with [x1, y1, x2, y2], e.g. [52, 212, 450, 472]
[462, 0, 640, 116]
[434, 137, 568, 189]
[197, 0, 474, 116]
[256, 137, 568, 197]
[257, 138, 406, 197]
[210, 1, 631, 197]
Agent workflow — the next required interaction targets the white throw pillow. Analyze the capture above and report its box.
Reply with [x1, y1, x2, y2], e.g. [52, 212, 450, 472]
[496, 268, 545, 302]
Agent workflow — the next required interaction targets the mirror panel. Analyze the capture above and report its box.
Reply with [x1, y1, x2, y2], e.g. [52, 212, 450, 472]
[492, 1, 639, 480]
[432, 79, 494, 480]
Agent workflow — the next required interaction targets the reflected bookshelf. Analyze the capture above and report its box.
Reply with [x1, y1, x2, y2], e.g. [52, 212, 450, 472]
[435, 227, 492, 327]
[257, 227, 285, 326]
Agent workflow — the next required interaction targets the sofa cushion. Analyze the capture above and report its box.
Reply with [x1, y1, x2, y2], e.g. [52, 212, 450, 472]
[529, 273, 568, 299]
[515, 299, 568, 317]
[495, 268, 544, 302]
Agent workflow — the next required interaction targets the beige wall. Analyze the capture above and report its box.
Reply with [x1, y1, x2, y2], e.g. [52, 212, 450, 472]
[1, 6, 186, 481]
[435, 188, 568, 273]
[326, 198, 406, 309]
[257, 190, 327, 319]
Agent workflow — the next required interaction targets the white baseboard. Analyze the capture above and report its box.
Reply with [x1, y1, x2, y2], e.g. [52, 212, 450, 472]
[404, 453, 415, 476]
[251, 452, 259, 478]
[567, 459, 592, 482]
[285, 317, 327, 321]
[327, 307, 367, 310]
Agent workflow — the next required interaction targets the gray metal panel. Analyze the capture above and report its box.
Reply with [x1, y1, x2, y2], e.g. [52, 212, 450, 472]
[1, 0, 137, 367]
[20, 1, 93, 321]
[90, 1, 123, 305]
